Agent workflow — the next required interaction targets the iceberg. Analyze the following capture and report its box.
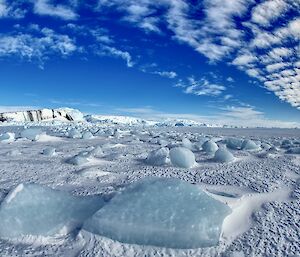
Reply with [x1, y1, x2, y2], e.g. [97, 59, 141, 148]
[83, 177, 231, 249]
[145, 147, 169, 166]
[0, 184, 105, 238]
[169, 147, 195, 168]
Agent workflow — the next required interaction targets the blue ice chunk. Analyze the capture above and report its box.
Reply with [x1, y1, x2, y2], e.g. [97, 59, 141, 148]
[226, 138, 244, 150]
[169, 147, 195, 168]
[145, 147, 169, 166]
[0, 184, 105, 238]
[214, 147, 235, 163]
[83, 177, 231, 249]
[202, 140, 219, 154]
[43, 147, 56, 156]
[241, 140, 260, 151]
[20, 128, 42, 141]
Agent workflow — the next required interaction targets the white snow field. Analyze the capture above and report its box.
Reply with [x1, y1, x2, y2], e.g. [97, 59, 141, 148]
[0, 121, 300, 257]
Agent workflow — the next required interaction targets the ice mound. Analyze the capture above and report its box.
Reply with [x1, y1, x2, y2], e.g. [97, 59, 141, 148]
[82, 131, 93, 139]
[83, 177, 231, 249]
[241, 140, 260, 151]
[20, 128, 43, 141]
[182, 138, 193, 150]
[286, 147, 300, 154]
[169, 147, 195, 168]
[145, 147, 169, 166]
[43, 147, 56, 156]
[67, 154, 89, 165]
[0, 132, 15, 143]
[226, 138, 244, 150]
[68, 129, 82, 139]
[0, 184, 105, 238]
[202, 140, 219, 154]
[213, 147, 235, 163]
[89, 146, 103, 156]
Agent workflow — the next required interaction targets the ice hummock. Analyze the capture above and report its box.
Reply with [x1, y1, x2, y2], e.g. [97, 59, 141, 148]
[241, 140, 260, 151]
[202, 140, 219, 154]
[83, 177, 231, 249]
[145, 147, 169, 166]
[213, 146, 235, 163]
[169, 147, 195, 168]
[43, 147, 56, 156]
[20, 128, 43, 141]
[0, 132, 15, 143]
[0, 184, 105, 238]
[226, 138, 244, 150]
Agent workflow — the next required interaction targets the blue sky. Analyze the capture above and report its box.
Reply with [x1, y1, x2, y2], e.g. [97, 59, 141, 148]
[0, 0, 299, 127]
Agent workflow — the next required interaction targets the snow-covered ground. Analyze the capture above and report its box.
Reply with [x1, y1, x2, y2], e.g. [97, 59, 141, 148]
[0, 123, 299, 257]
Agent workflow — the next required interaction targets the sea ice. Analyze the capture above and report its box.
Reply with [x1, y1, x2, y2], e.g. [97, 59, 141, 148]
[82, 131, 93, 139]
[226, 138, 244, 150]
[67, 154, 89, 165]
[241, 140, 260, 151]
[182, 138, 193, 150]
[202, 140, 219, 154]
[0, 132, 15, 143]
[0, 184, 105, 238]
[20, 128, 42, 141]
[83, 177, 231, 249]
[286, 147, 300, 154]
[68, 129, 82, 139]
[213, 147, 235, 163]
[43, 147, 56, 156]
[169, 147, 195, 168]
[145, 147, 169, 166]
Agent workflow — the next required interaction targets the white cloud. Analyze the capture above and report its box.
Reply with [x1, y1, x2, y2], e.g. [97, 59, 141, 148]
[177, 77, 226, 96]
[152, 71, 177, 79]
[33, 0, 78, 20]
[0, 28, 76, 65]
[251, 0, 289, 27]
[0, 105, 39, 112]
[97, 45, 134, 67]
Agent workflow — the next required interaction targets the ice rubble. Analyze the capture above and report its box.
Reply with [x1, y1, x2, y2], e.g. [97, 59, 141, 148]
[182, 138, 193, 150]
[82, 131, 93, 139]
[214, 147, 235, 163]
[0, 132, 15, 143]
[0, 184, 105, 238]
[145, 147, 169, 166]
[241, 140, 260, 151]
[83, 177, 231, 249]
[68, 129, 82, 139]
[169, 147, 195, 168]
[20, 128, 43, 141]
[202, 140, 219, 154]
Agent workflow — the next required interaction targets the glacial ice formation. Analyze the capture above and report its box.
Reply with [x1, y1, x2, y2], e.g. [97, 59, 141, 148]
[241, 140, 260, 151]
[226, 138, 244, 150]
[68, 129, 82, 139]
[20, 128, 43, 141]
[213, 147, 235, 163]
[0, 184, 105, 238]
[169, 147, 195, 168]
[145, 147, 169, 166]
[0, 132, 15, 143]
[202, 140, 219, 154]
[83, 177, 231, 249]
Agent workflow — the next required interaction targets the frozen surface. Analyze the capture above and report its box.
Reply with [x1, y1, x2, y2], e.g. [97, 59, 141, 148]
[83, 177, 231, 248]
[0, 125, 299, 256]
[213, 147, 235, 163]
[241, 140, 260, 151]
[20, 128, 43, 141]
[169, 147, 195, 168]
[0, 184, 105, 238]
[202, 140, 219, 154]
[145, 147, 169, 166]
